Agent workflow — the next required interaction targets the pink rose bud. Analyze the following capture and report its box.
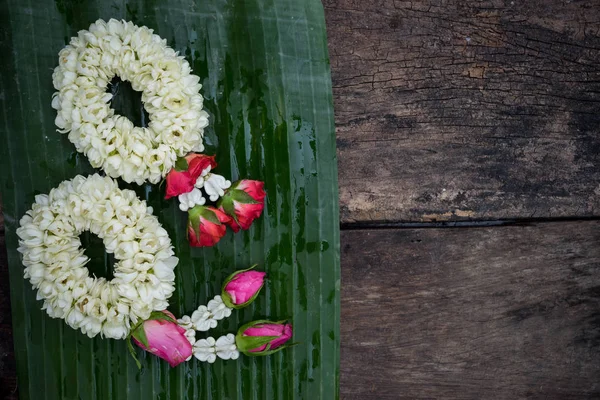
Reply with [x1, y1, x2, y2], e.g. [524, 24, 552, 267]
[217, 180, 265, 232]
[131, 311, 192, 367]
[187, 205, 232, 247]
[235, 320, 293, 356]
[222, 266, 266, 309]
[165, 154, 217, 199]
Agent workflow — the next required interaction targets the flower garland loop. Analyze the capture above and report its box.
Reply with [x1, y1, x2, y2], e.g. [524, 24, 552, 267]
[52, 19, 209, 184]
[16, 174, 178, 340]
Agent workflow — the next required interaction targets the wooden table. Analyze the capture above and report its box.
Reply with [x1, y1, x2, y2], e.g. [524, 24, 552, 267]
[328, 0, 600, 398]
[2, 1, 600, 398]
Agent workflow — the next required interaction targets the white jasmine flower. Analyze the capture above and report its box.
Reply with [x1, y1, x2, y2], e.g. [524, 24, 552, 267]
[193, 337, 217, 363]
[201, 173, 231, 202]
[153, 258, 176, 281]
[190, 306, 217, 332]
[184, 328, 196, 345]
[207, 295, 232, 320]
[102, 319, 129, 340]
[215, 334, 239, 360]
[178, 188, 206, 211]
[66, 308, 85, 328]
[177, 315, 193, 330]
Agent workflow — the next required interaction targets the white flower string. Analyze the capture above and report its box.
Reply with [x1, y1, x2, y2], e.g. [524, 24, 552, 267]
[52, 19, 209, 185]
[177, 295, 232, 331]
[177, 295, 239, 362]
[177, 165, 231, 211]
[192, 335, 239, 363]
[16, 174, 178, 339]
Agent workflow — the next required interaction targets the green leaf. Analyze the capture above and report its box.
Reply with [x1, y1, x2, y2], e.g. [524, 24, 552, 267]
[0, 0, 339, 399]
[174, 156, 189, 172]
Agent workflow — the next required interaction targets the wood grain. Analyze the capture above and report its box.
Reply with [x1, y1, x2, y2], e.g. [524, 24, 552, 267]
[326, 0, 600, 223]
[340, 221, 600, 399]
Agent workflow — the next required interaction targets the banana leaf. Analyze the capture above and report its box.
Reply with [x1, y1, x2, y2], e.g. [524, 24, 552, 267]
[0, 0, 339, 399]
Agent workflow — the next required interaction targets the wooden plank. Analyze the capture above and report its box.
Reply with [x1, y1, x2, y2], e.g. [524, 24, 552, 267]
[340, 221, 600, 399]
[326, 0, 600, 223]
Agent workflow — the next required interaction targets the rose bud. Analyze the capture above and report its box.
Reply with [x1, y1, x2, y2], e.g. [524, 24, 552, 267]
[187, 205, 232, 247]
[165, 154, 217, 199]
[221, 266, 266, 309]
[235, 320, 293, 356]
[130, 311, 192, 367]
[217, 180, 266, 232]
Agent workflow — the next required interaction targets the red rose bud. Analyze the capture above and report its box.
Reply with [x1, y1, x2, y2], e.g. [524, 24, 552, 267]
[187, 205, 231, 247]
[130, 311, 192, 367]
[165, 154, 217, 199]
[235, 320, 293, 356]
[217, 180, 266, 232]
[222, 266, 266, 309]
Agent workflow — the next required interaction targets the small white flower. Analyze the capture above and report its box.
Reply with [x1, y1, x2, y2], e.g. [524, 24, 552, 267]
[153, 259, 176, 281]
[201, 173, 232, 202]
[215, 334, 239, 360]
[194, 166, 212, 188]
[177, 315, 193, 330]
[190, 306, 217, 332]
[207, 295, 232, 320]
[178, 188, 206, 211]
[66, 308, 85, 328]
[102, 319, 129, 340]
[184, 328, 196, 345]
[193, 337, 217, 363]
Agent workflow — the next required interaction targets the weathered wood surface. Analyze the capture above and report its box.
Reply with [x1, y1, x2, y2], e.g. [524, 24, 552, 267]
[340, 222, 600, 399]
[326, 0, 600, 223]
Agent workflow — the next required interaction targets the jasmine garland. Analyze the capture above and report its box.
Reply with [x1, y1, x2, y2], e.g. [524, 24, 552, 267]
[16, 174, 178, 339]
[51, 19, 209, 185]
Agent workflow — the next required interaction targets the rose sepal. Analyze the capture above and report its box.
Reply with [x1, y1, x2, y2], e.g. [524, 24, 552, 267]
[174, 156, 189, 171]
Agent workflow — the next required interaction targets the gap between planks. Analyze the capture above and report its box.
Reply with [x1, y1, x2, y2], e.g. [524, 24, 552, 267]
[340, 215, 600, 230]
